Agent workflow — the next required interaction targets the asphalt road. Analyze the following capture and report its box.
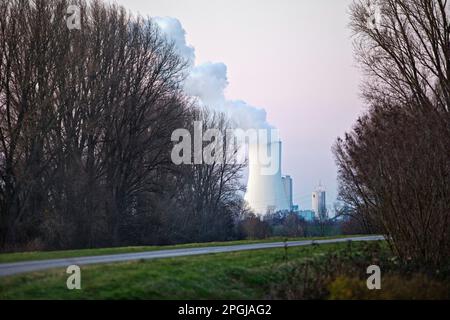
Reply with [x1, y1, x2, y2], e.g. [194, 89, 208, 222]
[0, 235, 383, 277]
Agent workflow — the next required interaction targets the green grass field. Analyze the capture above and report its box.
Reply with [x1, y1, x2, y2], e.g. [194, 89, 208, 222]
[0, 241, 366, 299]
[0, 235, 360, 263]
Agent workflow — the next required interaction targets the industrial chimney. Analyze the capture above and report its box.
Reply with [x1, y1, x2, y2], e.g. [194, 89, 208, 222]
[312, 184, 327, 219]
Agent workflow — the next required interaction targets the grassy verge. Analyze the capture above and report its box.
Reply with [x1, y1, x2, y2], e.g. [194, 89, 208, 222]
[0, 241, 361, 299]
[2, 237, 447, 300]
[0, 234, 362, 263]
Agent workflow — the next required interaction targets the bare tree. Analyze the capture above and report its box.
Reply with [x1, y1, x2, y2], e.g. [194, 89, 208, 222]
[350, 0, 450, 114]
[0, 0, 251, 251]
[334, 0, 450, 268]
[169, 109, 247, 243]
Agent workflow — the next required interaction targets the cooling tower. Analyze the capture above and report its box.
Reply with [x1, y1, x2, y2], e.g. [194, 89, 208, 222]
[245, 141, 290, 215]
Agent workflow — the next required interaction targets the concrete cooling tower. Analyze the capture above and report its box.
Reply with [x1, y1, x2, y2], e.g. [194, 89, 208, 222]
[245, 141, 291, 215]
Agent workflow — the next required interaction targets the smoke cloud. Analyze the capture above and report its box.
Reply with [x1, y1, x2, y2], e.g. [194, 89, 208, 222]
[154, 17, 272, 129]
[153, 17, 195, 66]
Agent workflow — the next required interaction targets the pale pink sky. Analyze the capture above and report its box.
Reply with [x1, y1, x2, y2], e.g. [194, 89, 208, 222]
[116, 0, 364, 210]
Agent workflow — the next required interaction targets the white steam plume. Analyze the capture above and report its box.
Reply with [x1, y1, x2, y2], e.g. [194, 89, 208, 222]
[154, 17, 272, 130]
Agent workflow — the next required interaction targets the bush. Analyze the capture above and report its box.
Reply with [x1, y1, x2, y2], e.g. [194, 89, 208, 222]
[329, 275, 450, 300]
[270, 241, 450, 300]
[237, 214, 271, 240]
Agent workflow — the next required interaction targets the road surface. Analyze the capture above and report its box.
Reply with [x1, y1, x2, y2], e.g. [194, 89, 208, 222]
[0, 235, 383, 277]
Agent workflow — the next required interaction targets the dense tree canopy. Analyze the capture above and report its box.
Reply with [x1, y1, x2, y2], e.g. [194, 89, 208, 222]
[0, 0, 247, 250]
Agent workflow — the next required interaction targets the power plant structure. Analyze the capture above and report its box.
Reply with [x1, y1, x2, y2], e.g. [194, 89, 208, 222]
[312, 184, 327, 219]
[282, 175, 293, 210]
[245, 140, 294, 215]
[245, 139, 327, 219]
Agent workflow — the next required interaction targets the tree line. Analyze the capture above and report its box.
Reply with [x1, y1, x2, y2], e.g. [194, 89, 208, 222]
[0, 0, 248, 251]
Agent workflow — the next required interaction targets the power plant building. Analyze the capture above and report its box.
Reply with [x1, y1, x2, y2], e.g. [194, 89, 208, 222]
[245, 141, 294, 215]
[245, 139, 326, 218]
[312, 186, 327, 219]
[282, 175, 293, 210]
[298, 210, 315, 221]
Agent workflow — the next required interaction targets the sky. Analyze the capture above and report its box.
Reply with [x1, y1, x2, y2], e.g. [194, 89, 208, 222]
[115, 0, 365, 211]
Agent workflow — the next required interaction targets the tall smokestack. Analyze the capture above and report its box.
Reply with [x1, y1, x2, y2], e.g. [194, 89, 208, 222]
[312, 184, 327, 219]
[245, 140, 290, 215]
[282, 175, 293, 210]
